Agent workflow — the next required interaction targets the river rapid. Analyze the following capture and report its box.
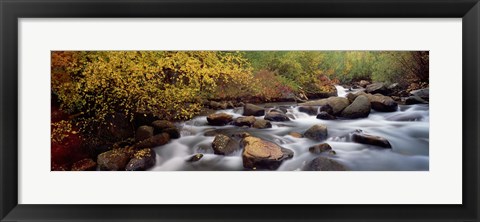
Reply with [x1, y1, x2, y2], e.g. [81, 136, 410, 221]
[150, 86, 429, 171]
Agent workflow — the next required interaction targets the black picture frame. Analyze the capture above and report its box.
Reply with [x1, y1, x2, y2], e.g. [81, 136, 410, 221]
[1, 0, 479, 221]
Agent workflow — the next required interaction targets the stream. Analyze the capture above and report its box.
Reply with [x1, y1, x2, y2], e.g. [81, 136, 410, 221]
[150, 86, 429, 171]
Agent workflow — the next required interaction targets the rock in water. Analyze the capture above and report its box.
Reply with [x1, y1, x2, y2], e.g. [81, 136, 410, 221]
[252, 119, 272, 129]
[186, 154, 204, 162]
[152, 120, 175, 134]
[341, 95, 371, 119]
[326, 97, 350, 115]
[206, 112, 233, 126]
[320, 104, 334, 115]
[125, 148, 156, 171]
[410, 88, 429, 101]
[135, 133, 170, 149]
[243, 103, 265, 116]
[298, 106, 318, 115]
[269, 109, 285, 114]
[405, 95, 428, 105]
[135, 125, 154, 142]
[71, 158, 97, 171]
[308, 143, 333, 154]
[352, 132, 392, 148]
[162, 127, 180, 139]
[233, 116, 256, 127]
[242, 137, 294, 170]
[305, 156, 347, 171]
[299, 99, 328, 106]
[346, 93, 357, 103]
[370, 95, 398, 112]
[366, 82, 391, 95]
[264, 111, 290, 122]
[97, 149, 132, 171]
[346, 91, 369, 103]
[151, 120, 181, 139]
[304, 124, 328, 141]
[212, 134, 239, 155]
[316, 111, 336, 120]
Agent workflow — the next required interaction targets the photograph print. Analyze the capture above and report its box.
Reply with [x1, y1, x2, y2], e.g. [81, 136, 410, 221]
[51, 51, 429, 171]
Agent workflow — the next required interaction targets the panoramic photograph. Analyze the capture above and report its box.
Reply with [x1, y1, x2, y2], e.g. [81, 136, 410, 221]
[51, 51, 429, 171]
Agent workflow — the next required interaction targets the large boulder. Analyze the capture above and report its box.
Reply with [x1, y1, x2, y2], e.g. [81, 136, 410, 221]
[242, 137, 294, 170]
[308, 143, 333, 154]
[320, 104, 334, 115]
[305, 156, 347, 171]
[212, 134, 239, 155]
[71, 158, 97, 171]
[299, 99, 328, 106]
[125, 148, 156, 171]
[152, 120, 175, 134]
[347, 91, 397, 112]
[206, 113, 233, 126]
[346, 91, 370, 103]
[162, 127, 180, 139]
[252, 119, 272, 129]
[151, 120, 180, 139]
[135, 133, 170, 149]
[346, 93, 357, 103]
[370, 95, 398, 112]
[341, 95, 371, 119]
[135, 125, 154, 142]
[304, 124, 328, 141]
[243, 103, 265, 116]
[352, 132, 392, 148]
[97, 149, 132, 171]
[326, 97, 350, 115]
[264, 111, 290, 122]
[410, 88, 429, 101]
[366, 82, 391, 95]
[298, 106, 318, 115]
[233, 116, 256, 127]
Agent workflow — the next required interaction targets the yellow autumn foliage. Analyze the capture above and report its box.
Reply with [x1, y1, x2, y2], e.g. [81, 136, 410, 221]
[51, 51, 254, 130]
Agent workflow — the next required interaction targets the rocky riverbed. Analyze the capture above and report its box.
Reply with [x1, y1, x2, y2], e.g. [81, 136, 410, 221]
[144, 85, 429, 171]
[71, 84, 429, 171]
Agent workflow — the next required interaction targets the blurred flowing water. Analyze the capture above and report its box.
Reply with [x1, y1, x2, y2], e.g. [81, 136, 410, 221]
[150, 86, 429, 171]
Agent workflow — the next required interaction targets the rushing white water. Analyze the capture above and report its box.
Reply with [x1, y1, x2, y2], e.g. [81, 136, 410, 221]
[150, 86, 429, 171]
[335, 85, 349, 97]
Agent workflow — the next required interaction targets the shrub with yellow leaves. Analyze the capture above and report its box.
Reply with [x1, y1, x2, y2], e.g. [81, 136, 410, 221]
[51, 51, 254, 135]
